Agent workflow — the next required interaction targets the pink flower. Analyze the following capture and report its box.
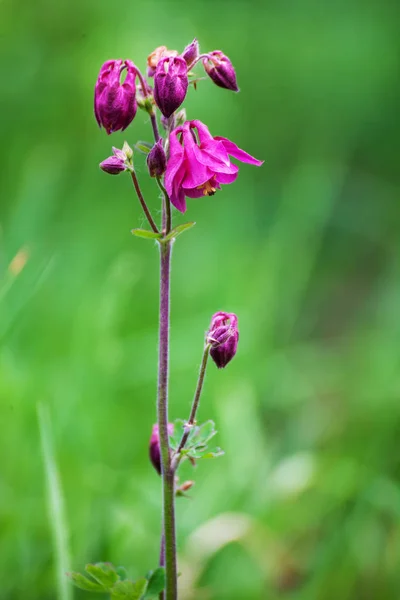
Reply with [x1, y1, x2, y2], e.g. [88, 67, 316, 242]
[207, 312, 239, 369]
[149, 423, 174, 475]
[165, 120, 263, 213]
[94, 59, 137, 134]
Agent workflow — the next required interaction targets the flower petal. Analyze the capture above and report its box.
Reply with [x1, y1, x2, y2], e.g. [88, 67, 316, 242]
[181, 129, 212, 188]
[214, 137, 263, 166]
[216, 170, 238, 184]
[165, 130, 184, 196]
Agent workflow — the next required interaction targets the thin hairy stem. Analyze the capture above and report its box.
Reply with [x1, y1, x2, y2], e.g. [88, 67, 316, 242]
[156, 177, 172, 235]
[130, 171, 159, 233]
[172, 344, 211, 471]
[157, 240, 177, 600]
[150, 111, 161, 142]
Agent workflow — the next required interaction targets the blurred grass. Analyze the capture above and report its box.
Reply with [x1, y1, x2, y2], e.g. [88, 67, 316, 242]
[1, 0, 400, 599]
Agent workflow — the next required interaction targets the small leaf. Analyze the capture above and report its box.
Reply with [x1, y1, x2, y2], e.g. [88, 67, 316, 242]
[135, 141, 153, 155]
[131, 229, 162, 240]
[67, 572, 105, 593]
[111, 578, 148, 599]
[190, 447, 225, 459]
[163, 222, 196, 242]
[144, 568, 165, 598]
[85, 563, 119, 589]
[169, 419, 186, 451]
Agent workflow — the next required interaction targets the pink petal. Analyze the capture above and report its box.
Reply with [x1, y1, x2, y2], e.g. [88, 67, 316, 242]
[214, 137, 263, 166]
[170, 187, 187, 213]
[165, 131, 184, 195]
[216, 170, 238, 184]
[181, 129, 212, 188]
[191, 120, 214, 144]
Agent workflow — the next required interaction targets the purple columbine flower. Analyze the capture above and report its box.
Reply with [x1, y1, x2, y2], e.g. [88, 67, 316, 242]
[164, 120, 263, 213]
[147, 139, 167, 178]
[99, 146, 129, 175]
[153, 56, 188, 118]
[94, 59, 137, 134]
[203, 51, 239, 92]
[149, 423, 174, 475]
[207, 312, 239, 369]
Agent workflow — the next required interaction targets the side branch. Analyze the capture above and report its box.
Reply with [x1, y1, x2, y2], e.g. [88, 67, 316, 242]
[130, 171, 159, 233]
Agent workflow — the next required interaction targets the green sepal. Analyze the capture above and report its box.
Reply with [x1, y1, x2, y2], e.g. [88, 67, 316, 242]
[143, 568, 165, 598]
[131, 229, 162, 240]
[85, 563, 119, 589]
[66, 572, 105, 593]
[135, 141, 153, 155]
[163, 222, 196, 242]
[111, 578, 148, 599]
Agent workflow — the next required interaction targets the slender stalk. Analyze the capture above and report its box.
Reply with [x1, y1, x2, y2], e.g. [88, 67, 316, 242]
[150, 110, 160, 142]
[157, 240, 177, 600]
[156, 177, 172, 235]
[130, 171, 159, 233]
[172, 344, 211, 471]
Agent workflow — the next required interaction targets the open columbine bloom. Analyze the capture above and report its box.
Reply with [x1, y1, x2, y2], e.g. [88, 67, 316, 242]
[165, 120, 263, 212]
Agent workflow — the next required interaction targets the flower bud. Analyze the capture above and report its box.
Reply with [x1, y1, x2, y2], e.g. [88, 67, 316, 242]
[207, 312, 239, 369]
[99, 145, 131, 175]
[181, 38, 199, 67]
[147, 46, 178, 77]
[149, 423, 174, 475]
[147, 139, 167, 178]
[154, 56, 188, 118]
[94, 59, 138, 134]
[203, 51, 239, 92]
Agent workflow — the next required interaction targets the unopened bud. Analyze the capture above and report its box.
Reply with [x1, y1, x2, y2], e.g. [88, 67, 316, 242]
[147, 139, 167, 178]
[207, 312, 239, 368]
[99, 145, 131, 175]
[181, 39, 199, 67]
[149, 423, 174, 475]
[154, 56, 188, 118]
[203, 51, 239, 92]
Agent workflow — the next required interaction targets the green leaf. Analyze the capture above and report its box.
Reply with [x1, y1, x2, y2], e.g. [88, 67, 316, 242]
[85, 563, 119, 589]
[134, 141, 153, 155]
[143, 568, 165, 598]
[190, 447, 225, 459]
[111, 578, 148, 600]
[67, 572, 105, 593]
[163, 222, 196, 242]
[131, 229, 162, 240]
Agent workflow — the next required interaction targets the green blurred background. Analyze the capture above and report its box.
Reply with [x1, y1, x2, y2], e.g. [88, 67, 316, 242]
[1, 0, 400, 598]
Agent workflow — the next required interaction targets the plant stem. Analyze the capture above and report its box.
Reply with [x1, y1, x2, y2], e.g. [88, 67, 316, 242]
[150, 110, 160, 142]
[130, 171, 159, 233]
[157, 240, 177, 600]
[156, 177, 172, 235]
[172, 344, 211, 471]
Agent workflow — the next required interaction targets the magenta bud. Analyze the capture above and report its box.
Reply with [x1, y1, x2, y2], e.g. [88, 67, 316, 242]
[203, 51, 239, 92]
[181, 38, 199, 67]
[94, 59, 138, 134]
[147, 139, 167, 177]
[149, 423, 174, 475]
[99, 145, 130, 175]
[154, 56, 188, 118]
[207, 312, 239, 369]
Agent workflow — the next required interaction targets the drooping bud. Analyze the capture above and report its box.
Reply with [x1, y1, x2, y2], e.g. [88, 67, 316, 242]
[99, 145, 131, 175]
[181, 38, 199, 67]
[202, 51, 239, 92]
[207, 312, 239, 369]
[147, 46, 178, 77]
[147, 139, 167, 178]
[94, 60, 138, 134]
[154, 56, 188, 118]
[149, 423, 174, 475]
